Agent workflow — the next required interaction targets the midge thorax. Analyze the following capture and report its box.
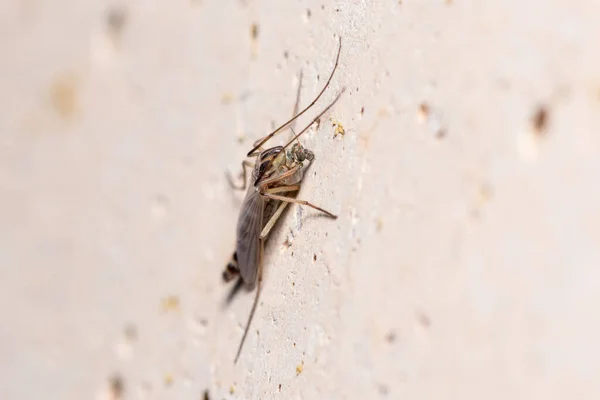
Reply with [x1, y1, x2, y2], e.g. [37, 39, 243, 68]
[222, 37, 344, 364]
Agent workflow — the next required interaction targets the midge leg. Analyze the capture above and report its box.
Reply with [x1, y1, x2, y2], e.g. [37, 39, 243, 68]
[262, 188, 337, 218]
[234, 233, 266, 364]
[227, 159, 254, 190]
[259, 197, 293, 240]
[233, 196, 300, 363]
[258, 163, 304, 187]
[233, 183, 334, 362]
[265, 184, 300, 194]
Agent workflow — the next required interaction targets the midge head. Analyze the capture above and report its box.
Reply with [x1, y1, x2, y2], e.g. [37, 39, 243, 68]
[252, 142, 314, 186]
[252, 88, 345, 186]
[287, 142, 314, 164]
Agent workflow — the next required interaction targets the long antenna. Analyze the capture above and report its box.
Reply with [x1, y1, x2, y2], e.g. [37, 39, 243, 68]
[246, 36, 343, 157]
[282, 88, 345, 151]
[234, 278, 261, 363]
[252, 88, 345, 186]
[234, 239, 265, 364]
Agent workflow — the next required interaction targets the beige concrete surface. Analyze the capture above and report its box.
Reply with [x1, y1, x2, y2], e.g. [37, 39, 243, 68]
[2, 0, 600, 399]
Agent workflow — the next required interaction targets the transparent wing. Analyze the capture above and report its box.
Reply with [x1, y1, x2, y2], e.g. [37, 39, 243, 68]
[236, 189, 264, 287]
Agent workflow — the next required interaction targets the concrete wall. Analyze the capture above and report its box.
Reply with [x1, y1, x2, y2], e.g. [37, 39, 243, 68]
[2, 0, 600, 399]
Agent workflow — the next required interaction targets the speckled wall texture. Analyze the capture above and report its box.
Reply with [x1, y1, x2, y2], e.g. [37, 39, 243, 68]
[2, 1, 600, 399]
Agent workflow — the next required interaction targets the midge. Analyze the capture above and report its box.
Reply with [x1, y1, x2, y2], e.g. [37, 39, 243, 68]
[223, 37, 345, 363]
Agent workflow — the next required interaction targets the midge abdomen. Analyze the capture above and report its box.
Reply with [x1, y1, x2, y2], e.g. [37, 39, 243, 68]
[234, 186, 282, 288]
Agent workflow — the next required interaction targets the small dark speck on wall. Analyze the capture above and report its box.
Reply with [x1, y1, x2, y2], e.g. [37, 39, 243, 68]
[109, 373, 125, 399]
[532, 105, 549, 136]
[106, 5, 128, 36]
[251, 23, 259, 39]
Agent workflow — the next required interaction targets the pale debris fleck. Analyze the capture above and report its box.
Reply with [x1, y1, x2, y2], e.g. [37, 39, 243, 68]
[296, 361, 304, 375]
[375, 217, 383, 232]
[221, 92, 234, 104]
[330, 116, 345, 137]
[161, 295, 180, 313]
[475, 182, 493, 207]
[250, 23, 259, 58]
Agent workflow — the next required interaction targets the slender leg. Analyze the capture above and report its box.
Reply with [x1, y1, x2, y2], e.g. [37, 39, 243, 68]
[232, 191, 301, 363]
[265, 184, 300, 195]
[252, 137, 268, 148]
[282, 88, 346, 150]
[260, 201, 290, 240]
[258, 184, 302, 242]
[234, 235, 265, 364]
[227, 160, 254, 190]
[231, 182, 334, 362]
[247, 147, 265, 158]
[259, 164, 302, 187]
[262, 189, 337, 219]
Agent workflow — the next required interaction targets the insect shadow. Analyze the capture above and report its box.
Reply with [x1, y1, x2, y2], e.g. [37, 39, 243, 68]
[222, 36, 345, 363]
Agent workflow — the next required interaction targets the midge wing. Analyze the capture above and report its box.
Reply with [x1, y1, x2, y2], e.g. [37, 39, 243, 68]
[236, 188, 264, 288]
